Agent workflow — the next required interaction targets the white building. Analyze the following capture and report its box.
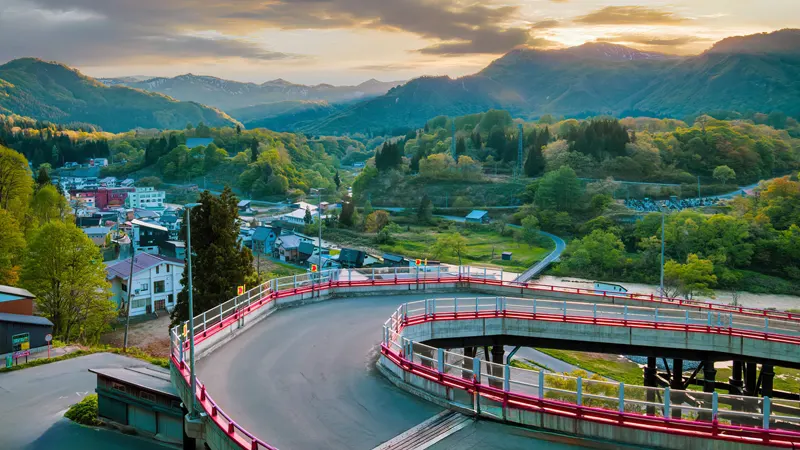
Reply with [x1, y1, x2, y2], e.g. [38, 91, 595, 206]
[106, 253, 184, 316]
[125, 187, 166, 209]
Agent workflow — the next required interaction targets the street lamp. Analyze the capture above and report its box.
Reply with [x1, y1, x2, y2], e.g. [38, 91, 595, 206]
[659, 201, 667, 300]
[310, 188, 324, 278]
[184, 202, 202, 418]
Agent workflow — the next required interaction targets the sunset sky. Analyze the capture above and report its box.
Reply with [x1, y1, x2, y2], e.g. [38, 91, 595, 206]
[0, 0, 797, 85]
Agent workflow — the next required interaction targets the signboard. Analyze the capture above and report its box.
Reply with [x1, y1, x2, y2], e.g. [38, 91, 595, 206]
[11, 333, 29, 346]
[415, 259, 421, 266]
[13, 350, 30, 359]
[310, 264, 318, 273]
[182, 323, 188, 338]
[45, 334, 53, 343]
[237, 285, 245, 295]
[21, 342, 29, 350]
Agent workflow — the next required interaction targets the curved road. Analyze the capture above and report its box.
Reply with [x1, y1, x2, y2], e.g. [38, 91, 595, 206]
[196, 293, 591, 450]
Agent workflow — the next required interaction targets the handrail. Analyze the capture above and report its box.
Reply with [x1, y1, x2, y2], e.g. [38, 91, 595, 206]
[381, 297, 800, 446]
[169, 267, 800, 450]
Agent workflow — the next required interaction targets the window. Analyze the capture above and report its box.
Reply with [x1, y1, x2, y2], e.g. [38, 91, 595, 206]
[154, 280, 165, 294]
[166, 265, 170, 273]
[140, 283, 148, 291]
[139, 391, 157, 402]
[132, 298, 147, 309]
[121, 283, 127, 292]
[168, 294, 174, 304]
[112, 382, 127, 393]
[155, 265, 160, 274]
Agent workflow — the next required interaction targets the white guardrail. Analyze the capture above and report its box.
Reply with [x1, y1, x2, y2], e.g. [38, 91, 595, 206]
[168, 267, 800, 450]
[382, 297, 800, 433]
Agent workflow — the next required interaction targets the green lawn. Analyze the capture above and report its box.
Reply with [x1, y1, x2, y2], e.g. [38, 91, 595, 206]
[381, 226, 553, 272]
[535, 349, 644, 385]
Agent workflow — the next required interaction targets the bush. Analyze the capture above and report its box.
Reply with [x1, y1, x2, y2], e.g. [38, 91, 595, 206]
[65, 394, 100, 426]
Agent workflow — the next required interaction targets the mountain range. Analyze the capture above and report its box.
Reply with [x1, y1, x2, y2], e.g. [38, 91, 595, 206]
[98, 75, 404, 111]
[300, 29, 800, 134]
[0, 58, 237, 132]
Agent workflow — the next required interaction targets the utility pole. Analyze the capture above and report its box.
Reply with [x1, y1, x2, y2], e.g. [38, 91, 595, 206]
[184, 202, 201, 419]
[517, 123, 523, 179]
[123, 242, 136, 351]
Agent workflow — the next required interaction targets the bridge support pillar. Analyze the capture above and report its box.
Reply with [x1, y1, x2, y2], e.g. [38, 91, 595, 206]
[489, 346, 505, 389]
[761, 364, 775, 398]
[670, 359, 683, 420]
[729, 360, 744, 394]
[744, 362, 758, 396]
[699, 360, 717, 422]
[644, 357, 657, 416]
[462, 347, 476, 380]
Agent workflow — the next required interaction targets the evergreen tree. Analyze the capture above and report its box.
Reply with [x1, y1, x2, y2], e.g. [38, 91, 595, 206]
[250, 137, 259, 163]
[170, 187, 255, 326]
[36, 166, 51, 189]
[334, 171, 341, 189]
[417, 194, 433, 224]
[471, 132, 482, 149]
[456, 137, 466, 156]
[339, 196, 355, 226]
[524, 141, 545, 177]
[304, 207, 313, 224]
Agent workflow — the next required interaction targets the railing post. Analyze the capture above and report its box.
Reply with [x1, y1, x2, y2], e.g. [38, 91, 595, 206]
[483, 267, 487, 281]
[179, 335, 184, 362]
[500, 269, 503, 283]
[763, 396, 771, 430]
[293, 275, 297, 290]
[765, 317, 769, 333]
[664, 387, 670, 418]
[563, 300, 567, 317]
[454, 297, 458, 315]
[473, 357, 481, 382]
[475, 297, 479, 315]
[593, 303, 597, 320]
[402, 303, 408, 322]
[619, 382, 625, 413]
[203, 311, 207, 332]
[685, 310, 689, 325]
[503, 364, 510, 391]
[712, 391, 718, 422]
[707, 311, 712, 327]
[624, 305, 628, 322]
[348, 268, 352, 284]
[538, 370, 545, 399]
[728, 313, 733, 328]
[654, 307, 659, 323]
[219, 304, 223, 323]
[437, 265, 441, 281]
[424, 299, 428, 317]
[437, 348, 444, 373]
[431, 298, 436, 316]
[372, 268, 375, 285]
[577, 377, 583, 406]
[533, 298, 537, 315]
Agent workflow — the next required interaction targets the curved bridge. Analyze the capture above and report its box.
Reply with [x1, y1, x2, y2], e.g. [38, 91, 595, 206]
[168, 267, 800, 450]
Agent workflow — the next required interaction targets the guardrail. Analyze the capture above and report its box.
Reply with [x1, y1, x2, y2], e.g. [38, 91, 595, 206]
[169, 266, 800, 450]
[380, 297, 800, 447]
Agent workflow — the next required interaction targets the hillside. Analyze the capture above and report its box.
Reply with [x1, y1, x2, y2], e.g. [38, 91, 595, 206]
[228, 100, 341, 131]
[103, 74, 404, 111]
[0, 59, 237, 132]
[300, 30, 800, 134]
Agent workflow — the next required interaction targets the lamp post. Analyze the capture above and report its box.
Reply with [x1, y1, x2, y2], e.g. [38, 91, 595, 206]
[184, 202, 202, 418]
[311, 188, 324, 280]
[660, 202, 667, 300]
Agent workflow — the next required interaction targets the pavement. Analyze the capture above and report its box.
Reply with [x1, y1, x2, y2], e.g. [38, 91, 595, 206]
[196, 292, 594, 450]
[0, 352, 174, 450]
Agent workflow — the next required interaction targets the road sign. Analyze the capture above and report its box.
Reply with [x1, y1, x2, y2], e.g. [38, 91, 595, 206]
[311, 264, 318, 273]
[21, 342, 29, 350]
[415, 259, 421, 266]
[237, 285, 245, 295]
[182, 323, 188, 338]
[45, 334, 52, 343]
[424, 258, 427, 266]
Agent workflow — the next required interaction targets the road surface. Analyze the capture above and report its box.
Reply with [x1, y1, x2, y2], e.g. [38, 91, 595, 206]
[197, 292, 592, 450]
[510, 229, 566, 282]
[0, 353, 173, 450]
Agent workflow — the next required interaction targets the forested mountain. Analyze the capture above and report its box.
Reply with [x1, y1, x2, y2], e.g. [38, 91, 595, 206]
[300, 30, 800, 134]
[227, 100, 341, 131]
[0, 58, 237, 132]
[102, 74, 404, 111]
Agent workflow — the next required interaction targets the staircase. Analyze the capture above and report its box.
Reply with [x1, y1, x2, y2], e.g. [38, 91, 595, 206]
[374, 410, 473, 450]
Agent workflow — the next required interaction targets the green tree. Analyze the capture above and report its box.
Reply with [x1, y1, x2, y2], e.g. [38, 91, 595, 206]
[250, 138, 259, 163]
[36, 166, 51, 189]
[456, 137, 466, 156]
[434, 233, 468, 265]
[713, 165, 736, 186]
[0, 145, 33, 214]
[365, 210, 390, 232]
[535, 166, 583, 211]
[136, 176, 163, 188]
[518, 215, 540, 248]
[560, 230, 626, 278]
[21, 221, 115, 342]
[304, 207, 313, 224]
[0, 209, 25, 285]
[30, 184, 68, 225]
[524, 139, 545, 177]
[334, 171, 341, 189]
[664, 253, 717, 300]
[170, 188, 255, 326]
[417, 194, 433, 224]
[339, 196, 355, 227]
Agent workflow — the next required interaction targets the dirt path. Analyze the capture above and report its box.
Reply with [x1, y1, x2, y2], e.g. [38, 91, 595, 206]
[100, 314, 172, 358]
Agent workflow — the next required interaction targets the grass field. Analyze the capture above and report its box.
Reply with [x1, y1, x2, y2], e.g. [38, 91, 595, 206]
[380, 225, 553, 273]
[535, 349, 644, 384]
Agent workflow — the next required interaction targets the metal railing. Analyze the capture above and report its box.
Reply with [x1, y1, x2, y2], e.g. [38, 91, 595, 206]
[169, 267, 800, 450]
[381, 297, 800, 439]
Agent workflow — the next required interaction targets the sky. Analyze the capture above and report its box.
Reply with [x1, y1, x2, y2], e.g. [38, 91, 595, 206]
[0, 0, 797, 85]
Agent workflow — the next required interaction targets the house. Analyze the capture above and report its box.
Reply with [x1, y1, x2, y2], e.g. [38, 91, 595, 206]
[131, 219, 169, 254]
[252, 226, 280, 255]
[83, 226, 112, 246]
[76, 215, 103, 228]
[0, 285, 35, 316]
[382, 253, 408, 267]
[95, 187, 135, 208]
[593, 282, 628, 295]
[465, 210, 490, 224]
[72, 192, 96, 208]
[99, 177, 117, 187]
[502, 252, 513, 261]
[106, 253, 184, 316]
[316, 255, 340, 270]
[90, 366, 183, 444]
[338, 248, 366, 268]
[133, 208, 160, 220]
[158, 241, 186, 259]
[273, 234, 312, 263]
[279, 208, 316, 225]
[158, 214, 180, 240]
[238, 200, 253, 213]
[299, 241, 328, 264]
[120, 178, 135, 187]
[90, 158, 109, 167]
[0, 313, 54, 360]
[125, 187, 165, 209]
[291, 201, 318, 212]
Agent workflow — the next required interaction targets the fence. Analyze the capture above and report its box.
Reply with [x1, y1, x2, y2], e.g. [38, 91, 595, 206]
[170, 267, 800, 450]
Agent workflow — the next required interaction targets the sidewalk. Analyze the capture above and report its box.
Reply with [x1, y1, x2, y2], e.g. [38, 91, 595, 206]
[5, 345, 83, 368]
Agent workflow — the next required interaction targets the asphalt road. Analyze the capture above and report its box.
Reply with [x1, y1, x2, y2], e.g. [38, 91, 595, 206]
[0, 352, 173, 450]
[198, 292, 595, 450]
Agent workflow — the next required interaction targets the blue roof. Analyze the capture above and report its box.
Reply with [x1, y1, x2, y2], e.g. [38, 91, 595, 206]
[83, 226, 111, 235]
[465, 210, 489, 219]
[186, 138, 215, 149]
[0, 312, 53, 327]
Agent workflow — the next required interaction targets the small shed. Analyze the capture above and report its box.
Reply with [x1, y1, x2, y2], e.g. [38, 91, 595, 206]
[338, 248, 366, 268]
[0, 312, 53, 360]
[237, 200, 252, 213]
[0, 285, 35, 316]
[593, 281, 628, 295]
[382, 253, 408, 267]
[90, 366, 183, 445]
[501, 252, 513, 261]
[465, 210, 490, 224]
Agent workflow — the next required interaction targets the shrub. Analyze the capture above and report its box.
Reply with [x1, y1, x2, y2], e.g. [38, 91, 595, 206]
[65, 394, 100, 426]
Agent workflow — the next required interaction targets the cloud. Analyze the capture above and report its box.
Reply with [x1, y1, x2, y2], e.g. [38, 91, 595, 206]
[0, 0, 534, 65]
[575, 6, 689, 25]
[531, 20, 560, 30]
[597, 34, 712, 47]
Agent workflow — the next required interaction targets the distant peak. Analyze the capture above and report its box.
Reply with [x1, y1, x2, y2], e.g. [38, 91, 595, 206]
[561, 42, 674, 61]
[707, 28, 800, 55]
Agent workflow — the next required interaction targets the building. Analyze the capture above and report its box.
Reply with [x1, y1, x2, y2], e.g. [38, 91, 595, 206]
[382, 253, 408, 267]
[316, 255, 340, 270]
[89, 158, 109, 167]
[125, 187, 165, 209]
[95, 187, 135, 209]
[99, 177, 117, 187]
[237, 200, 253, 214]
[120, 178, 135, 187]
[106, 253, 184, 316]
[273, 234, 313, 263]
[83, 226, 112, 246]
[279, 208, 316, 225]
[465, 210, 490, 224]
[131, 219, 170, 254]
[0, 285, 35, 316]
[158, 241, 186, 259]
[158, 214, 180, 240]
[291, 201, 318, 212]
[0, 313, 54, 361]
[338, 248, 366, 268]
[90, 366, 183, 445]
[593, 282, 628, 295]
[73, 192, 96, 208]
[252, 226, 280, 255]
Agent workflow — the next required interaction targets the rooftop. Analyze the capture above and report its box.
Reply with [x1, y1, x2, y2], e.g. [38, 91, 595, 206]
[0, 285, 35, 299]
[466, 210, 489, 220]
[106, 253, 184, 280]
[276, 234, 302, 249]
[131, 219, 167, 232]
[89, 366, 177, 397]
[83, 226, 111, 235]
[0, 312, 53, 327]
